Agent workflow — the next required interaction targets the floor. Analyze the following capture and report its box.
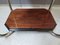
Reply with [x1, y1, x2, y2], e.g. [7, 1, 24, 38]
[0, 5, 60, 45]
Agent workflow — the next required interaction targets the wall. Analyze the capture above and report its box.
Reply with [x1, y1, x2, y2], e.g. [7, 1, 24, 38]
[0, 0, 60, 5]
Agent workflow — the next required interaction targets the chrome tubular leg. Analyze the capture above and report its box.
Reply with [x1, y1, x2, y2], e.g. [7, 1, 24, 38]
[0, 31, 15, 37]
[5, 31, 15, 37]
[8, 0, 13, 11]
[49, 0, 55, 10]
[49, 31, 60, 38]
[0, 33, 8, 36]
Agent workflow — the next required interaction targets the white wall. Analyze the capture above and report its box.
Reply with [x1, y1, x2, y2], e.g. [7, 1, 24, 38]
[0, 0, 60, 5]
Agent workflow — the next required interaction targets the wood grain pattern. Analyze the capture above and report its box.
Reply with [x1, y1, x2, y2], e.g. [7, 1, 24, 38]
[5, 9, 56, 31]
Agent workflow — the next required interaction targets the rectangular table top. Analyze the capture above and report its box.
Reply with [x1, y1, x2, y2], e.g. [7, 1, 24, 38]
[5, 9, 56, 31]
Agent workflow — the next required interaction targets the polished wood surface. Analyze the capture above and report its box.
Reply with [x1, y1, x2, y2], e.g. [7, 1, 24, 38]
[5, 9, 56, 31]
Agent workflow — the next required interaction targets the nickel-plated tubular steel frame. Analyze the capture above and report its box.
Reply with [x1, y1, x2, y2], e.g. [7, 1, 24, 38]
[8, 0, 55, 11]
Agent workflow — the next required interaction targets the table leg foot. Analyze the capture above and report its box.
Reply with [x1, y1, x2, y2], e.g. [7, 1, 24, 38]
[49, 31, 60, 38]
[0, 31, 15, 37]
[5, 31, 15, 37]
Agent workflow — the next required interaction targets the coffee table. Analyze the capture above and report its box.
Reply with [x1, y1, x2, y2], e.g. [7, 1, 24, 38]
[4, 8, 56, 37]
[1, 0, 59, 37]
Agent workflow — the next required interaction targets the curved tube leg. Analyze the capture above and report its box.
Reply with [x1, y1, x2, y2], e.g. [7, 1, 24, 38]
[5, 31, 15, 37]
[0, 31, 15, 37]
[0, 33, 8, 37]
[49, 31, 60, 38]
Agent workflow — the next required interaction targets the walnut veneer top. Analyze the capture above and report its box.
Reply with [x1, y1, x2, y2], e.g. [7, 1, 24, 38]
[5, 9, 56, 30]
